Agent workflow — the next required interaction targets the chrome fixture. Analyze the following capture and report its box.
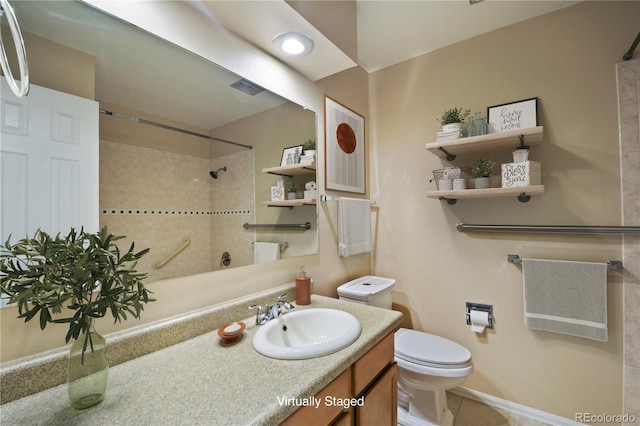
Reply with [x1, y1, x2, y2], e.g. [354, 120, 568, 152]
[248, 294, 294, 325]
[273, 32, 314, 56]
[0, 0, 29, 97]
[209, 167, 227, 179]
[220, 251, 231, 267]
[507, 254, 623, 272]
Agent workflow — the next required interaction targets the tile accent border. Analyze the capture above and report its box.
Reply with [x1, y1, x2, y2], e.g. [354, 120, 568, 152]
[101, 208, 251, 216]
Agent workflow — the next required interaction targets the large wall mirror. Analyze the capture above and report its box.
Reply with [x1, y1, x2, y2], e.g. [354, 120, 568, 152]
[1, 1, 318, 286]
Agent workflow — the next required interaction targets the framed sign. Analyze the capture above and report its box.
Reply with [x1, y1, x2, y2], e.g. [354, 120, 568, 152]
[324, 96, 365, 194]
[487, 97, 538, 133]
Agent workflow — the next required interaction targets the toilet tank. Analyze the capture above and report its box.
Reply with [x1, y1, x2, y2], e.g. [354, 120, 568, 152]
[337, 276, 396, 309]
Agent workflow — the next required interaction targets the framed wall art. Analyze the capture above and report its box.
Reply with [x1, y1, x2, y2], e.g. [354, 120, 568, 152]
[324, 96, 365, 194]
[487, 97, 538, 133]
[280, 145, 303, 167]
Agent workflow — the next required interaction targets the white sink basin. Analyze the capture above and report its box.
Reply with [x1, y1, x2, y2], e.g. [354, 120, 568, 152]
[252, 308, 362, 360]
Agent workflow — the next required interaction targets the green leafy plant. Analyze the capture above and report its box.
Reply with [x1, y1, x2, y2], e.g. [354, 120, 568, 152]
[471, 158, 496, 178]
[302, 138, 316, 151]
[0, 227, 153, 355]
[287, 179, 297, 193]
[439, 107, 471, 125]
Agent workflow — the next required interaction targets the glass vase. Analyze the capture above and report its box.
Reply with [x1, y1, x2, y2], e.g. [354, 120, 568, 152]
[68, 322, 108, 409]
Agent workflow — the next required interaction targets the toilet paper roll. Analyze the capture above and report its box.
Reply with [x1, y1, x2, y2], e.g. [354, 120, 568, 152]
[470, 310, 490, 334]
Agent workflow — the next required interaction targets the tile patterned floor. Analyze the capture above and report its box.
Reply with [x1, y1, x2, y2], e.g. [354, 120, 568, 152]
[446, 392, 552, 426]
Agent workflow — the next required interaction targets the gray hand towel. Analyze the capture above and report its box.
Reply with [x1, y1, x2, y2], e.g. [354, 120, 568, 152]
[522, 258, 608, 342]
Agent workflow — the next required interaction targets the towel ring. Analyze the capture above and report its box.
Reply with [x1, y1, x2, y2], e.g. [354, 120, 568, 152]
[0, 0, 29, 98]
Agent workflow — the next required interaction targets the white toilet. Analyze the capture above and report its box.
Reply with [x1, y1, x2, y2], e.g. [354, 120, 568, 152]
[337, 276, 473, 426]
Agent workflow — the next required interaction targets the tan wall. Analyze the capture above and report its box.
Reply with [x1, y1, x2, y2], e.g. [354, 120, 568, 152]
[370, 1, 636, 420]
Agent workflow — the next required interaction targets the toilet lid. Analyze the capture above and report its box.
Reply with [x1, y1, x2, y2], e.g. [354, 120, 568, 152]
[394, 328, 471, 368]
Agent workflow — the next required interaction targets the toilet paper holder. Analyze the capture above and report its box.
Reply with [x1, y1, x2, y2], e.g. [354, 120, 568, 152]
[466, 302, 494, 329]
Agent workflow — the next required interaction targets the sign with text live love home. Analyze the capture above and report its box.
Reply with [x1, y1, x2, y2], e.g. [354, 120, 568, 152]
[488, 97, 538, 133]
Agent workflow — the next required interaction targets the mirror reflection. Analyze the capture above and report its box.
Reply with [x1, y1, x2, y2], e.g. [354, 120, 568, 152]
[1, 1, 318, 284]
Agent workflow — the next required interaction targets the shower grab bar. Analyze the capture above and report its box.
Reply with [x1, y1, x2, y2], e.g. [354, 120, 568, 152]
[243, 222, 311, 230]
[153, 237, 191, 270]
[0, 0, 29, 97]
[456, 222, 640, 235]
[507, 254, 623, 271]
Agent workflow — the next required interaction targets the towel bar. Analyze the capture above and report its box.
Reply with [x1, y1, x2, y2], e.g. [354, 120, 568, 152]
[457, 222, 640, 235]
[319, 195, 377, 206]
[243, 222, 311, 230]
[507, 254, 622, 271]
[252, 241, 289, 251]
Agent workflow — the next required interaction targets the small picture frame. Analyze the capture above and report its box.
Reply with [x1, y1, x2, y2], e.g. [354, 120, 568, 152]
[280, 145, 303, 167]
[487, 97, 538, 133]
[270, 186, 284, 201]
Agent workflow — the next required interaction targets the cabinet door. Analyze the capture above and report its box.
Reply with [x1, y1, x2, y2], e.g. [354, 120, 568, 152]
[353, 332, 394, 396]
[331, 409, 352, 426]
[356, 363, 397, 426]
[281, 369, 351, 426]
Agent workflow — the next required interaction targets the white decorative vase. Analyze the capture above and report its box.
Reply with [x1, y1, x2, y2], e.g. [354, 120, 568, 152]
[442, 123, 462, 132]
[474, 177, 491, 189]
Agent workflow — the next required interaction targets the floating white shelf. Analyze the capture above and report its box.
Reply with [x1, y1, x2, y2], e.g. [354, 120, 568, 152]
[262, 162, 316, 177]
[263, 199, 317, 208]
[426, 185, 545, 204]
[425, 126, 543, 159]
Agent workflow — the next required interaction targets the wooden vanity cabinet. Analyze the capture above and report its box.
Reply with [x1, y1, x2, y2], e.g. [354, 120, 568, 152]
[281, 332, 397, 426]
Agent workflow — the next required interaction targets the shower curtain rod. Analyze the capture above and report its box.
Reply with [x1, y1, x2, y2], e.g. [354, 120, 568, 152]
[99, 109, 253, 150]
[456, 222, 640, 235]
[623, 31, 640, 60]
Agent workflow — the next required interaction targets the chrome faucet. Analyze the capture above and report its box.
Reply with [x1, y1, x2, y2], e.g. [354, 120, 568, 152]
[249, 294, 295, 325]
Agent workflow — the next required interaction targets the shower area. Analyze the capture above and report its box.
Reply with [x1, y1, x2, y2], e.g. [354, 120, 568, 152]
[99, 131, 256, 282]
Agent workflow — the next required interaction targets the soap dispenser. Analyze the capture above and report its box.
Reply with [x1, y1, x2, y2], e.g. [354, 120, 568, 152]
[295, 265, 311, 305]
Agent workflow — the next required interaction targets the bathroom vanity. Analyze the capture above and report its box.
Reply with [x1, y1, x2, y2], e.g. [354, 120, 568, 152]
[0, 286, 402, 425]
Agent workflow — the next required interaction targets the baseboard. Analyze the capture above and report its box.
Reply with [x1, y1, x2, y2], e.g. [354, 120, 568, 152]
[450, 387, 584, 426]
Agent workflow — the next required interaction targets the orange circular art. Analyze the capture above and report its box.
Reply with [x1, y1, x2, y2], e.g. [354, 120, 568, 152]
[336, 123, 356, 154]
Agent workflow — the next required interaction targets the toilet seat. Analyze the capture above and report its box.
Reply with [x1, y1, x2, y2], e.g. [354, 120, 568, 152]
[394, 328, 472, 369]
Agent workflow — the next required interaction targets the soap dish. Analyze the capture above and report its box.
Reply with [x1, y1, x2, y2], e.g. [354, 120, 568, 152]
[217, 321, 245, 344]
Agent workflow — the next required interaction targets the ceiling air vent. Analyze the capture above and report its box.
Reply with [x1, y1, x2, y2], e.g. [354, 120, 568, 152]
[230, 79, 265, 96]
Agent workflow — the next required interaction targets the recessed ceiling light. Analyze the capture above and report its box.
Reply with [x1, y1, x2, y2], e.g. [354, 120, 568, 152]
[273, 32, 314, 57]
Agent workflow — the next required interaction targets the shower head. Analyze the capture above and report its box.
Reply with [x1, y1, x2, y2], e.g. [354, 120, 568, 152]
[209, 167, 227, 179]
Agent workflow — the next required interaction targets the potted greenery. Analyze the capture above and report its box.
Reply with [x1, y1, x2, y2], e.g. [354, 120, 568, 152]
[471, 158, 496, 189]
[287, 179, 297, 200]
[439, 107, 470, 132]
[302, 138, 316, 153]
[0, 226, 152, 409]
[302, 138, 316, 163]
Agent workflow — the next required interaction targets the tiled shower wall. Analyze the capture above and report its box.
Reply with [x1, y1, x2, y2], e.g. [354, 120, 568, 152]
[99, 140, 254, 281]
[617, 58, 640, 424]
[209, 149, 255, 271]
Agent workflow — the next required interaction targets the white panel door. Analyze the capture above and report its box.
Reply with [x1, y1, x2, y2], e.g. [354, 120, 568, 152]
[0, 80, 99, 242]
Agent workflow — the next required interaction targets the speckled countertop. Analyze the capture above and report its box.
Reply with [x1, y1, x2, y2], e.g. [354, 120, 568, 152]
[1, 292, 403, 425]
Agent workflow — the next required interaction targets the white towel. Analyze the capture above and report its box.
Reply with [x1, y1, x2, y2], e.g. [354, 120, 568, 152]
[253, 242, 280, 264]
[338, 197, 372, 257]
[522, 258, 608, 341]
